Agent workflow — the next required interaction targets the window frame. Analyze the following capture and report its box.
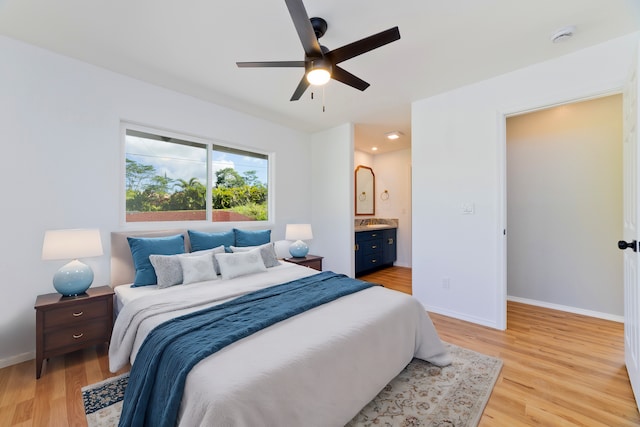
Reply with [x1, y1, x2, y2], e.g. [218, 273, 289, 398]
[120, 122, 274, 228]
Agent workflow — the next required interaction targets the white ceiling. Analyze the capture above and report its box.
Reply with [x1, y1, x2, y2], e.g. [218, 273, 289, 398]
[1, 0, 639, 155]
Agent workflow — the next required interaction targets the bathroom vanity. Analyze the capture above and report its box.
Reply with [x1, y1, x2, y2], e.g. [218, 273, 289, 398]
[354, 220, 397, 276]
[353, 166, 398, 275]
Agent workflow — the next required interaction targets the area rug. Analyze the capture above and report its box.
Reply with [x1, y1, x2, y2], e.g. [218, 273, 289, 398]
[82, 343, 502, 427]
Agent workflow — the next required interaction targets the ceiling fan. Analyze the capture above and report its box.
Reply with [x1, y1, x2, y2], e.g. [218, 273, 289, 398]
[236, 0, 401, 101]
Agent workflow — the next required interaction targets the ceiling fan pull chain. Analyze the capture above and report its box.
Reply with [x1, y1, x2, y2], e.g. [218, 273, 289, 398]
[322, 86, 326, 112]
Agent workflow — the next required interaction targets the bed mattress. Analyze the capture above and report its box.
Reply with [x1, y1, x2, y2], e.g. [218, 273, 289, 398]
[109, 263, 450, 426]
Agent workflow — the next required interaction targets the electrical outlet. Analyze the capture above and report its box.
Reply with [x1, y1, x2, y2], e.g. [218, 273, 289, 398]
[461, 202, 475, 215]
[442, 278, 450, 289]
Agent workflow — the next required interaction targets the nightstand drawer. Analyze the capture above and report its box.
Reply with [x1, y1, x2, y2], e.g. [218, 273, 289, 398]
[301, 259, 322, 271]
[43, 318, 110, 352]
[44, 299, 108, 328]
[284, 255, 323, 271]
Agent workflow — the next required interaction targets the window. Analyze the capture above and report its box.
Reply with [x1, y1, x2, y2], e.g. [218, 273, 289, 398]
[123, 125, 270, 223]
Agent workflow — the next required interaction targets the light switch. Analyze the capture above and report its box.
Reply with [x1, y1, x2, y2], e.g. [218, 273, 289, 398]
[461, 203, 475, 215]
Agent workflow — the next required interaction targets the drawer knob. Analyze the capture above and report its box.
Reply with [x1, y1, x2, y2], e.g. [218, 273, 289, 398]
[72, 311, 84, 317]
[72, 333, 84, 339]
[371, 245, 377, 249]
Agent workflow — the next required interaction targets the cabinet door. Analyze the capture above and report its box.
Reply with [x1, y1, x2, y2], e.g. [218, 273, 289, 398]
[355, 240, 364, 275]
[383, 228, 397, 265]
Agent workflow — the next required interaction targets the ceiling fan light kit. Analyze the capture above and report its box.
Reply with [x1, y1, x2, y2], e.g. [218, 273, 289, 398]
[306, 59, 332, 85]
[236, 0, 400, 101]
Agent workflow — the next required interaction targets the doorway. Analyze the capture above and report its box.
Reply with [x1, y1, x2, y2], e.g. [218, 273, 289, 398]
[505, 94, 623, 318]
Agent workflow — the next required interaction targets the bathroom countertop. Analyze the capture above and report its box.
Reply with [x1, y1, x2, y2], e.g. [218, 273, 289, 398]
[355, 224, 396, 232]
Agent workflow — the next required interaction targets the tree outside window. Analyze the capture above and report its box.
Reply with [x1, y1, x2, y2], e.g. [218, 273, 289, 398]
[124, 127, 269, 223]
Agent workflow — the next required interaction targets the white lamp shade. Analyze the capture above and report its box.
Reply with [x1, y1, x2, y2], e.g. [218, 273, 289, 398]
[285, 224, 313, 241]
[42, 229, 103, 260]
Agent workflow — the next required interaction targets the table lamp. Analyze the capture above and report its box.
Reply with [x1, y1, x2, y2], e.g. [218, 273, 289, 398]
[42, 228, 103, 296]
[285, 224, 313, 258]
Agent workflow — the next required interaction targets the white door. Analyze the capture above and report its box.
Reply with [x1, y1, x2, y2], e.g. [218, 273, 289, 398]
[621, 41, 640, 409]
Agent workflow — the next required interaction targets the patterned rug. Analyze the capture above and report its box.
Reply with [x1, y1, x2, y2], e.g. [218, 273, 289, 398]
[82, 343, 502, 427]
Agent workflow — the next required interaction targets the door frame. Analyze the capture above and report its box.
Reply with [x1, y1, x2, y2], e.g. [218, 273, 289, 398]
[496, 88, 623, 329]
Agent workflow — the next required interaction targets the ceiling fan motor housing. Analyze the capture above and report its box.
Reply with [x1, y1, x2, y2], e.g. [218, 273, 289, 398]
[310, 17, 328, 39]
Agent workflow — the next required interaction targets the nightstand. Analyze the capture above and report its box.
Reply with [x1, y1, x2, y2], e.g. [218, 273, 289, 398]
[284, 254, 323, 271]
[34, 285, 114, 379]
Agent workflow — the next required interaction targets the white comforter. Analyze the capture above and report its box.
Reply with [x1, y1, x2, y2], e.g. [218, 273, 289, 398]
[109, 263, 450, 426]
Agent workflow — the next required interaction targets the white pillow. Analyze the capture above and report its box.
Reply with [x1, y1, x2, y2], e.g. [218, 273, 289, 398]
[149, 245, 225, 288]
[191, 245, 226, 274]
[215, 248, 267, 280]
[179, 252, 217, 285]
[230, 242, 281, 268]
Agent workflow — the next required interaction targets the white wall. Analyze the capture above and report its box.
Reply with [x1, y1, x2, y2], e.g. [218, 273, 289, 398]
[311, 124, 354, 276]
[507, 95, 623, 317]
[412, 32, 640, 329]
[0, 35, 313, 366]
[372, 149, 412, 267]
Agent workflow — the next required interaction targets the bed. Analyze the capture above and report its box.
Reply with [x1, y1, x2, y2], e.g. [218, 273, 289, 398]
[108, 229, 451, 426]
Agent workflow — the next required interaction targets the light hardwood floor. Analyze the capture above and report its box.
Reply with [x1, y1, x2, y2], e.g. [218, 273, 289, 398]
[1, 267, 638, 426]
[363, 266, 640, 426]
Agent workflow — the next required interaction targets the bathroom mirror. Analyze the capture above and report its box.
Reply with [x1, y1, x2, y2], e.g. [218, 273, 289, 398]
[355, 165, 375, 216]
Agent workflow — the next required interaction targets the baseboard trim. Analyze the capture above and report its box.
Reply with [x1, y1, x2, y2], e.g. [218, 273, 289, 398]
[507, 296, 624, 323]
[423, 304, 502, 330]
[0, 351, 34, 369]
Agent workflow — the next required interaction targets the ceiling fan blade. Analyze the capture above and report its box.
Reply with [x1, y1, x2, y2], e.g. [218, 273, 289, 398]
[331, 66, 370, 91]
[290, 75, 310, 101]
[284, 0, 322, 58]
[327, 27, 400, 64]
[236, 61, 305, 68]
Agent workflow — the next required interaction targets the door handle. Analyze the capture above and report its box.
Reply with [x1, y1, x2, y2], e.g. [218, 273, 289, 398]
[618, 240, 637, 252]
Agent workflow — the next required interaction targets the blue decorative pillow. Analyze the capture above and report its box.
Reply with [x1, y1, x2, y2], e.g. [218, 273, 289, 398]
[128, 234, 185, 287]
[233, 228, 271, 247]
[188, 230, 235, 252]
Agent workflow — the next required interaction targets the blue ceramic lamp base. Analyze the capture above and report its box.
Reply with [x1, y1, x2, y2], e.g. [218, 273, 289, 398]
[53, 259, 94, 296]
[289, 240, 309, 258]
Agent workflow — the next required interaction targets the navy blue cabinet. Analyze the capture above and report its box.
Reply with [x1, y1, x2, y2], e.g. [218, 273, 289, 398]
[382, 228, 397, 265]
[355, 228, 397, 276]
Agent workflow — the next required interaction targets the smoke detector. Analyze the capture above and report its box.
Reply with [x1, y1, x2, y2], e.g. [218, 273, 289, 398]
[551, 26, 575, 43]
